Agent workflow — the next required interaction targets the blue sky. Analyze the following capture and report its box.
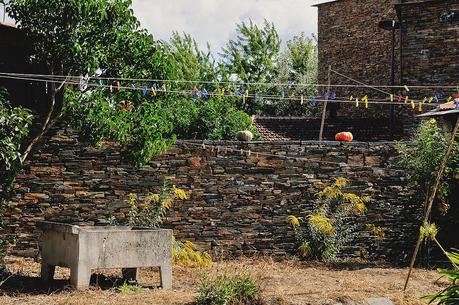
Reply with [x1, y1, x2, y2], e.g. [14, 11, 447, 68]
[2, 0, 320, 53]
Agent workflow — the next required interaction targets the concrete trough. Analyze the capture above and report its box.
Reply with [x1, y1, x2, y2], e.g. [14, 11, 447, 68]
[39, 221, 173, 290]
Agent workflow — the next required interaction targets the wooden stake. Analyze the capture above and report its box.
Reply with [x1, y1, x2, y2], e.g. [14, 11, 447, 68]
[319, 66, 331, 142]
[404, 116, 459, 291]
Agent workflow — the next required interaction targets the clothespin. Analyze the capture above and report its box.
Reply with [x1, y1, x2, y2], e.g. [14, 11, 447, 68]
[398, 95, 402, 103]
[193, 86, 200, 99]
[281, 91, 285, 99]
[99, 80, 103, 86]
[403, 85, 410, 92]
[390, 94, 394, 102]
[221, 88, 225, 96]
[363, 96, 368, 108]
[330, 92, 336, 100]
[418, 102, 422, 112]
[256, 152, 259, 159]
[447, 96, 452, 102]
[411, 100, 415, 109]
[456, 101, 459, 110]
[355, 98, 359, 107]
[312, 96, 317, 107]
[202, 143, 206, 149]
[300, 95, 304, 105]
[248, 150, 251, 157]
[110, 84, 113, 92]
[349, 96, 353, 101]
[245, 90, 249, 97]
[422, 97, 427, 104]
[434, 96, 439, 103]
[405, 96, 409, 104]
[162, 84, 167, 92]
[116, 81, 121, 91]
[46, 82, 48, 94]
[428, 97, 433, 103]
[240, 148, 243, 155]
[202, 88, 208, 100]
[151, 83, 157, 96]
[143, 87, 147, 96]
[322, 92, 328, 100]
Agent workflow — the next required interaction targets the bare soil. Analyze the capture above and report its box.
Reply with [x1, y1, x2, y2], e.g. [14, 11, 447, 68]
[0, 256, 446, 305]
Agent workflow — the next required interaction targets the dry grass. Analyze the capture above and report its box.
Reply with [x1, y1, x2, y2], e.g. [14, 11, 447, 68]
[0, 256, 446, 305]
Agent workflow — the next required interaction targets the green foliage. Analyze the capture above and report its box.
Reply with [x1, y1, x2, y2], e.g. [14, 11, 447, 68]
[221, 19, 281, 115]
[196, 270, 261, 305]
[396, 119, 458, 206]
[288, 178, 383, 261]
[0, 88, 33, 198]
[119, 283, 143, 294]
[271, 33, 318, 116]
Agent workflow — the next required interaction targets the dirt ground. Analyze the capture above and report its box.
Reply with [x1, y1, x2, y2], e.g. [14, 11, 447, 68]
[0, 256, 446, 305]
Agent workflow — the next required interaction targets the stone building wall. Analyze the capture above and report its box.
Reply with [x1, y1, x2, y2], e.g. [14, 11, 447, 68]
[398, 0, 459, 100]
[316, 0, 401, 120]
[3, 125, 424, 262]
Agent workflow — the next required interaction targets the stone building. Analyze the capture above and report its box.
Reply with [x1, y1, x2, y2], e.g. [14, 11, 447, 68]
[315, 0, 458, 122]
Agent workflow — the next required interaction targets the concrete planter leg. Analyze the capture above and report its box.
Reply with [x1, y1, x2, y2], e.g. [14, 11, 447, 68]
[70, 265, 91, 290]
[160, 264, 172, 289]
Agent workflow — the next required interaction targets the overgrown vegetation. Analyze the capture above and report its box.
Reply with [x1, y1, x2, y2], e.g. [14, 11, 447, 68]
[288, 178, 384, 261]
[196, 270, 261, 305]
[396, 119, 459, 215]
[420, 223, 459, 304]
[113, 177, 211, 268]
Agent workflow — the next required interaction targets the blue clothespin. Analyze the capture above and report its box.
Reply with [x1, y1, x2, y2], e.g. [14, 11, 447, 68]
[236, 91, 243, 96]
[143, 87, 147, 96]
[322, 92, 328, 100]
[434, 96, 439, 103]
[312, 96, 317, 107]
[99, 79, 103, 86]
[456, 101, 459, 110]
[330, 92, 336, 100]
[202, 88, 208, 100]
[281, 91, 285, 98]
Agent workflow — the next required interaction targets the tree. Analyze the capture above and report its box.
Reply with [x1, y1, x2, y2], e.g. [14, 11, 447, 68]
[7, 0, 176, 166]
[220, 19, 281, 115]
[271, 33, 318, 116]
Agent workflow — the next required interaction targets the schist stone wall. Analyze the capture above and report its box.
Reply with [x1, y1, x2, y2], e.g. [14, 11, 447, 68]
[398, 0, 459, 99]
[4, 125, 424, 261]
[316, 0, 401, 119]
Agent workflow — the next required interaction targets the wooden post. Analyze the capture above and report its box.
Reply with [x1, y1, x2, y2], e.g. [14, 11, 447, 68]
[404, 116, 459, 291]
[319, 66, 332, 142]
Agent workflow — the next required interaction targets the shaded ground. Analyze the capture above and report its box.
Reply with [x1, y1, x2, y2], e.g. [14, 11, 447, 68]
[0, 256, 446, 305]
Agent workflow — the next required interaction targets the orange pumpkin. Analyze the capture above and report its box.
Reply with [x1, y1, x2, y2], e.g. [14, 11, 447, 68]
[335, 132, 353, 142]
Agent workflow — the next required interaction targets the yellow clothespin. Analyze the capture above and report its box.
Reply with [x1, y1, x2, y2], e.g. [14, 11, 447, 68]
[300, 95, 304, 105]
[403, 85, 410, 92]
[221, 88, 225, 96]
[418, 102, 422, 112]
[151, 86, 157, 96]
[411, 100, 415, 109]
[349, 96, 353, 101]
[390, 94, 394, 102]
[202, 143, 206, 149]
[364, 96, 369, 109]
[405, 96, 409, 104]
[422, 97, 427, 104]
[428, 97, 433, 103]
[245, 90, 249, 97]
[447, 96, 452, 102]
[355, 98, 359, 107]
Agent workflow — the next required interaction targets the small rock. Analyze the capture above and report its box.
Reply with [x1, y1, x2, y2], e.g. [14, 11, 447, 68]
[367, 297, 394, 305]
[236, 130, 253, 141]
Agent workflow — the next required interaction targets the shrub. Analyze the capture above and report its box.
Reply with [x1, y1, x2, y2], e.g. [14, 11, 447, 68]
[119, 283, 143, 294]
[396, 119, 459, 214]
[288, 178, 384, 261]
[172, 237, 212, 268]
[420, 223, 459, 304]
[196, 270, 261, 305]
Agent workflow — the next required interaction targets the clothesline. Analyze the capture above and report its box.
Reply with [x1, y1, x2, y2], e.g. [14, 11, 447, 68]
[0, 71, 457, 89]
[0, 74, 443, 109]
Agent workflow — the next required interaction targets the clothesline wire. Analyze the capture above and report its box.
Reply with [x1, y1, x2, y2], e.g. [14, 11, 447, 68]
[0, 74, 440, 108]
[181, 141, 376, 168]
[0, 71, 457, 90]
[331, 69, 392, 96]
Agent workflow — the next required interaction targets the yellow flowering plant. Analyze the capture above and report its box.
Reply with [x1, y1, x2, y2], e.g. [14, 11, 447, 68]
[288, 178, 384, 261]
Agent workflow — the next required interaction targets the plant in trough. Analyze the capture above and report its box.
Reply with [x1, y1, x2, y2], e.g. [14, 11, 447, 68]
[288, 178, 384, 261]
[196, 270, 261, 305]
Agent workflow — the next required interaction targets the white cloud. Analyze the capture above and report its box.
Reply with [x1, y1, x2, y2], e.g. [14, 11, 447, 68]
[132, 0, 318, 54]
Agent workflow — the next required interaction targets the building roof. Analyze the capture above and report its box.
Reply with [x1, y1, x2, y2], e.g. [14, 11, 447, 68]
[0, 21, 16, 28]
[253, 117, 407, 142]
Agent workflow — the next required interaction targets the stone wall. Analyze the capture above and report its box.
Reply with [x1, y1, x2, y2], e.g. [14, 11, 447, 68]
[398, 0, 459, 99]
[316, 0, 401, 120]
[4, 126, 423, 261]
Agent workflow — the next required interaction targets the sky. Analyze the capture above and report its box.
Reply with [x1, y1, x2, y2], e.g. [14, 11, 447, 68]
[2, 0, 321, 54]
[132, 0, 320, 54]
